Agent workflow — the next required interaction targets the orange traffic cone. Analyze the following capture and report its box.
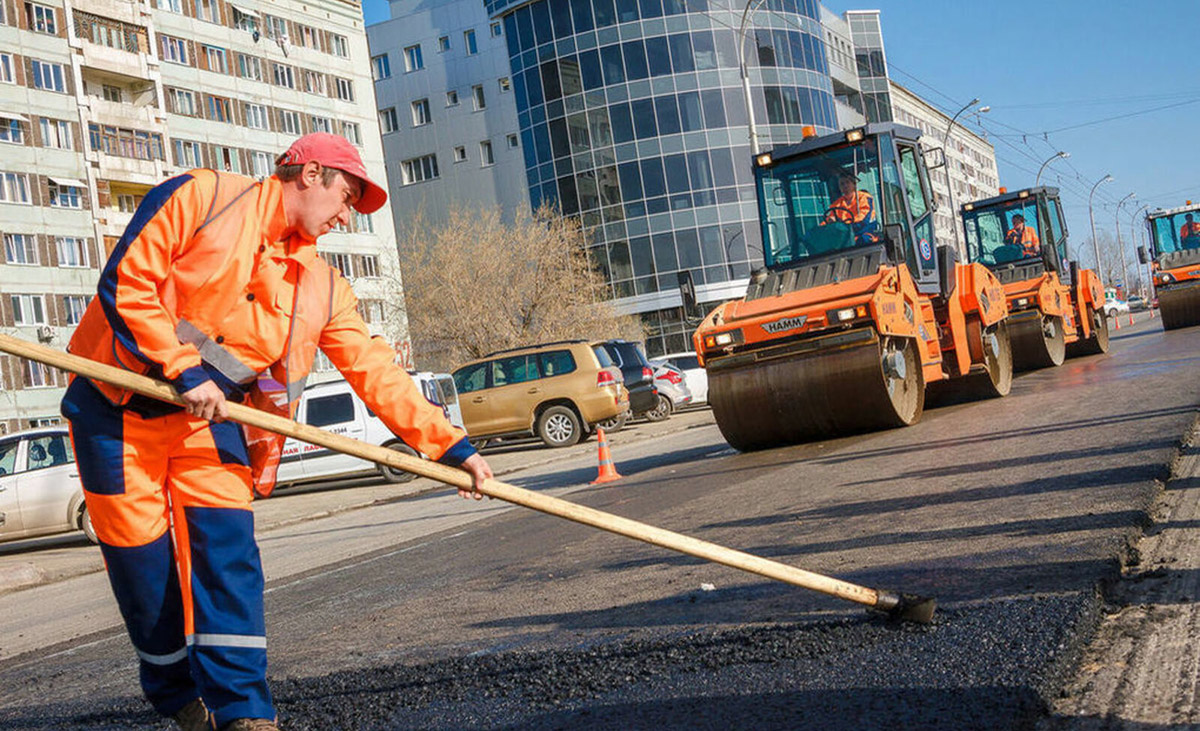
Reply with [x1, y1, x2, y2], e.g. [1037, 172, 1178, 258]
[1113, 313, 1120, 330]
[1128, 312, 1135, 327]
[590, 428, 623, 484]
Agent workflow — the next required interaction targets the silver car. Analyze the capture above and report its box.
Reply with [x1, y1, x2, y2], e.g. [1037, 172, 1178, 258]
[0, 427, 96, 544]
[658, 351, 708, 405]
[646, 361, 693, 421]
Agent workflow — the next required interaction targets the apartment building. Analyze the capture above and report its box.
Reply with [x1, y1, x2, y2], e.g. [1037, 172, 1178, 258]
[0, 0, 400, 433]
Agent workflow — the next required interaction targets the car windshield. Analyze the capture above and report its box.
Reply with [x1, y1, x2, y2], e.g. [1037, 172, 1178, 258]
[962, 198, 1044, 266]
[1149, 210, 1200, 256]
[757, 137, 883, 268]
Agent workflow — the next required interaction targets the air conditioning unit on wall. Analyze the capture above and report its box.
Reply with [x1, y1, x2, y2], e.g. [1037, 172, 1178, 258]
[36, 326, 54, 343]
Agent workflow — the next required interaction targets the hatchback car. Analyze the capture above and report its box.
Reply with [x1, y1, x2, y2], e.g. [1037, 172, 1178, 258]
[647, 361, 693, 420]
[657, 351, 708, 404]
[452, 340, 628, 448]
[0, 426, 96, 544]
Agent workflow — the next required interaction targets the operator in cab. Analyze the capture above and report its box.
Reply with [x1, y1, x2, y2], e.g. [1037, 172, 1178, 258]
[1005, 213, 1041, 258]
[823, 172, 880, 245]
[1181, 213, 1200, 249]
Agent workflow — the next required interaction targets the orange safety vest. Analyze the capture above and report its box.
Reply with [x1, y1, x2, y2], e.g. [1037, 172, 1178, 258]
[1005, 225, 1040, 256]
[825, 190, 875, 225]
[1181, 221, 1200, 239]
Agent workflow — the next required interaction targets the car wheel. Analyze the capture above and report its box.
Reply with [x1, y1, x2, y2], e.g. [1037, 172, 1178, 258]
[378, 441, 420, 484]
[644, 393, 673, 422]
[596, 411, 629, 434]
[537, 405, 582, 447]
[80, 503, 99, 544]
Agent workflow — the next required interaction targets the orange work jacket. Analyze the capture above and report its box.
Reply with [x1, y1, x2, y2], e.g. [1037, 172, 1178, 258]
[68, 170, 471, 494]
[1005, 225, 1040, 256]
[824, 190, 875, 225]
[1181, 222, 1200, 240]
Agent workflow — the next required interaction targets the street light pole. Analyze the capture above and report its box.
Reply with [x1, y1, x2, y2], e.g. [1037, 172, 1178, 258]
[738, 0, 768, 156]
[1132, 203, 1151, 297]
[1035, 151, 1069, 187]
[1115, 192, 1136, 297]
[1088, 174, 1113, 286]
[940, 98, 986, 252]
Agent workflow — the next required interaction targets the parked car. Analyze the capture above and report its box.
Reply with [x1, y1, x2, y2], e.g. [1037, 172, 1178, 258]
[647, 361, 693, 420]
[657, 351, 708, 405]
[0, 426, 96, 544]
[593, 340, 659, 425]
[276, 372, 463, 488]
[1104, 298, 1131, 317]
[451, 340, 628, 448]
[1127, 295, 1148, 312]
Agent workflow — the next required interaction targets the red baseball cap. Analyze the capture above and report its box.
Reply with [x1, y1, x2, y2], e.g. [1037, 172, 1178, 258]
[276, 133, 388, 214]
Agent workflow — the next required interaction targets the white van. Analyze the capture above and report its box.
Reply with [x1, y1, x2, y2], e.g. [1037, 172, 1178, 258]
[275, 372, 464, 488]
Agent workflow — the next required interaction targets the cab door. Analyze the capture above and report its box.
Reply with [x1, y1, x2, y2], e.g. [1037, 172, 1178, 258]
[895, 141, 940, 293]
[487, 354, 540, 434]
[0, 438, 24, 538]
[300, 391, 367, 479]
[453, 361, 496, 436]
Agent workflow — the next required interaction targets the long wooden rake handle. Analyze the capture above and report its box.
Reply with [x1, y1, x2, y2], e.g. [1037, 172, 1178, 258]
[0, 333, 934, 623]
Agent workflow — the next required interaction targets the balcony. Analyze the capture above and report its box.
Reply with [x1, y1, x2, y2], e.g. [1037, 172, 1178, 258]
[85, 95, 163, 131]
[80, 41, 153, 80]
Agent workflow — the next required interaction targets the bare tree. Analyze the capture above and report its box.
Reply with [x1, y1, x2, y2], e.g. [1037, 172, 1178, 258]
[394, 204, 643, 371]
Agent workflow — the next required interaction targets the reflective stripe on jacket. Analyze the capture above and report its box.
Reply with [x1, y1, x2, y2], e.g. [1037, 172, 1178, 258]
[1005, 225, 1040, 256]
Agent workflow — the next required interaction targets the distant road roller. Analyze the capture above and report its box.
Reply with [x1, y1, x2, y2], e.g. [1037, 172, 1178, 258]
[1145, 202, 1200, 330]
[959, 186, 1108, 369]
[693, 123, 1011, 451]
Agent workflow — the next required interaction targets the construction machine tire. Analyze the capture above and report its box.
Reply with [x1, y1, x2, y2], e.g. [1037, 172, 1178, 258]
[1010, 314, 1065, 371]
[708, 330, 924, 451]
[966, 320, 1013, 398]
[1066, 304, 1110, 356]
[1158, 287, 1200, 330]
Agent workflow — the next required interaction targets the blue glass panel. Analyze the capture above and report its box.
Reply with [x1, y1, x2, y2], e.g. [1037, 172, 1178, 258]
[722, 88, 746, 128]
[546, 98, 564, 120]
[664, 153, 688, 193]
[782, 86, 801, 124]
[593, 0, 616, 28]
[558, 175, 579, 214]
[541, 59, 562, 101]
[798, 86, 814, 124]
[646, 36, 671, 77]
[515, 6, 534, 53]
[524, 66, 543, 107]
[654, 94, 681, 135]
[630, 235, 654, 275]
[529, 183, 544, 209]
[618, 161, 642, 200]
[755, 28, 775, 67]
[534, 123, 552, 162]
[676, 228, 701, 268]
[622, 40, 648, 81]
[662, 0, 685, 14]
[580, 49, 603, 90]
[549, 117, 570, 158]
[691, 30, 717, 71]
[609, 239, 632, 280]
[570, 0, 594, 33]
[646, 197, 669, 214]
[652, 233, 677, 271]
[699, 225, 723, 265]
[615, 0, 638, 22]
[668, 33, 694, 73]
[521, 129, 537, 168]
[638, 0, 661, 19]
[700, 88, 725, 128]
[772, 29, 791, 67]
[513, 72, 528, 109]
[625, 201, 646, 217]
[610, 102, 634, 142]
[631, 98, 657, 138]
[679, 91, 703, 132]
[504, 14, 520, 56]
[601, 44, 625, 85]
[532, 1, 554, 46]
[788, 31, 805, 70]
[640, 157, 666, 197]
[709, 147, 734, 187]
[686, 150, 712, 190]
[712, 29, 737, 69]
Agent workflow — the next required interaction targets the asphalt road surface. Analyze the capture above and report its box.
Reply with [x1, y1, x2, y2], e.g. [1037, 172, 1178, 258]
[1, 312, 1198, 730]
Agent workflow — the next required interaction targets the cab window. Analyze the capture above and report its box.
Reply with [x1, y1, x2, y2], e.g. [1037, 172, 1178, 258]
[538, 350, 576, 378]
[306, 394, 355, 427]
[25, 434, 73, 471]
[453, 362, 489, 394]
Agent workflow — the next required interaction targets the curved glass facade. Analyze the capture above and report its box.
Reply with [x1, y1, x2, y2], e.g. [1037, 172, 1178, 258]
[493, 0, 837, 354]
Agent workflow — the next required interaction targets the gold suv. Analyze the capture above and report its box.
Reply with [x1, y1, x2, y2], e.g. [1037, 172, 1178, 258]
[451, 341, 628, 447]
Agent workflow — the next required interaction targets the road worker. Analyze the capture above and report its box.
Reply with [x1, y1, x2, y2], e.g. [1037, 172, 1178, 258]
[61, 133, 493, 731]
[1181, 213, 1200, 249]
[823, 172, 880, 245]
[1005, 213, 1041, 257]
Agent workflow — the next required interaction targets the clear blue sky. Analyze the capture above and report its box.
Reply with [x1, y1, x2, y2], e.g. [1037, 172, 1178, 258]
[363, 0, 1198, 254]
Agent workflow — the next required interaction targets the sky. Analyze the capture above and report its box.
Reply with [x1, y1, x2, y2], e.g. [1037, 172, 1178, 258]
[362, 0, 1198, 266]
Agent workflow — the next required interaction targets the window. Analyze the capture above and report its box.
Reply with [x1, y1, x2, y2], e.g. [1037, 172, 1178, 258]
[303, 69, 326, 96]
[0, 116, 23, 144]
[453, 146, 466, 162]
[64, 295, 90, 325]
[0, 172, 31, 203]
[278, 109, 300, 135]
[193, 0, 216, 22]
[411, 98, 430, 126]
[49, 181, 82, 208]
[403, 44, 423, 72]
[379, 107, 398, 133]
[499, 77, 510, 92]
[359, 300, 384, 323]
[0, 54, 13, 84]
[251, 151, 272, 178]
[371, 54, 391, 81]
[4, 233, 37, 264]
[160, 35, 188, 65]
[168, 88, 196, 116]
[265, 14, 287, 41]
[479, 140, 494, 166]
[173, 139, 202, 167]
[11, 294, 46, 325]
[491, 21, 502, 36]
[31, 60, 65, 92]
[507, 133, 519, 148]
[238, 54, 263, 81]
[116, 194, 138, 212]
[101, 84, 122, 102]
[437, 36, 450, 52]
[472, 84, 486, 110]
[341, 121, 361, 145]
[232, 6, 258, 33]
[324, 251, 352, 274]
[39, 118, 71, 149]
[464, 29, 477, 55]
[214, 145, 240, 173]
[57, 236, 88, 267]
[156, 0, 181, 12]
[24, 360, 51, 387]
[357, 252, 378, 274]
[309, 115, 331, 133]
[330, 34, 348, 58]
[26, 2, 56, 34]
[446, 90, 459, 106]
[88, 124, 165, 160]
[272, 63, 294, 88]
[244, 102, 268, 129]
[295, 23, 319, 49]
[400, 154, 439, 185]
[206, 95, 232, 123]
[306, 394, 353, 427]
[335, 78, 354, 102]
[203, 45, 227, 74]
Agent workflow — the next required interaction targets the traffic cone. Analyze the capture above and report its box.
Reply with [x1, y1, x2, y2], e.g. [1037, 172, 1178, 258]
[1128, 312, 1135, 327]
[1113, 313, 1120, 330]
[590, 428, 623, 484]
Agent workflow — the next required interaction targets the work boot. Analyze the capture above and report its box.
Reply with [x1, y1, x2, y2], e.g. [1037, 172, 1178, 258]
[222, 719, 280, 731]
[172, 698, 213, 731]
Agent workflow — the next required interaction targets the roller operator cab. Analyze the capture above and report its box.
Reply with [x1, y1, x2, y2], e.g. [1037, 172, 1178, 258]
[960, 186, 1109, 369]
[693, 123, 1012, 452]
[1146, 202, 1200, 330]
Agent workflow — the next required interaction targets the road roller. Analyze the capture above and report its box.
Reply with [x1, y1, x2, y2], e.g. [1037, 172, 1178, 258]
[692, 123, 1011, 451]
[959, 186, 1108, 369]
[1145, 201, 1200, 330]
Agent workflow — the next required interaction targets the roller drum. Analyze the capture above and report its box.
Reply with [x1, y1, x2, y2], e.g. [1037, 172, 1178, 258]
[1009, 313, 1065, 371]
[707, 330, 924, 451]
[1066, 304, 1109, 357]
[1158, 286, 1200, 330]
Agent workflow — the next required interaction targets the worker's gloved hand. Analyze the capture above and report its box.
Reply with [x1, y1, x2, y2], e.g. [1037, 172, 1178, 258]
[180, 380, 228, 422]
[459, 453, 493, 501]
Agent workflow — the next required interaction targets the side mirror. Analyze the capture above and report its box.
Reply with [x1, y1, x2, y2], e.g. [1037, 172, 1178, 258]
[924, 147, 946, 170]
[1137, 246, 1148, 264]
[882, 224, 905, 262]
